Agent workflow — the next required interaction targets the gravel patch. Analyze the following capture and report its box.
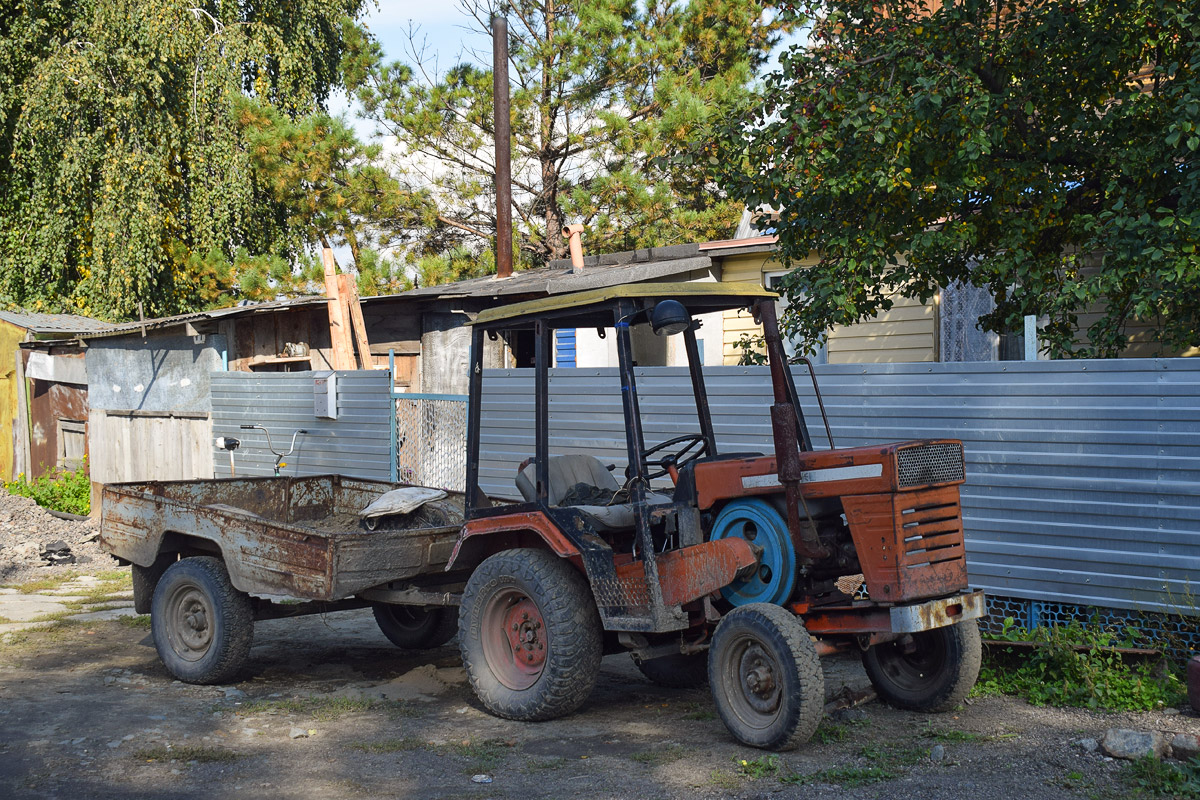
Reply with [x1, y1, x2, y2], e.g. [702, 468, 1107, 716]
[0, 489, 117, 584]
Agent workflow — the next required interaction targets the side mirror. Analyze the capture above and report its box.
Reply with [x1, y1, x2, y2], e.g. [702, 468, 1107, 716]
[650, 300, 691, 336]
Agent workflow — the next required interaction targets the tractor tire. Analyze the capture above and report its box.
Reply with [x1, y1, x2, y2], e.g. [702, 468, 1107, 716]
[708, 603, 824, 751]
[862, 619, 982, 712]
[151, 556, 253, 685]
[633, 652, 709, 689]
[459, 548, 602, 722]
[372, 604, 458, 649]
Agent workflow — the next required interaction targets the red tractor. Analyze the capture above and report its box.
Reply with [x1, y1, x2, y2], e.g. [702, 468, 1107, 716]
[447, 282, 985, 750]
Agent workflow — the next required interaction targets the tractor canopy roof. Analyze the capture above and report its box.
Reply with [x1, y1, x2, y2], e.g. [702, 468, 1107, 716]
[471, 282, 775, 330]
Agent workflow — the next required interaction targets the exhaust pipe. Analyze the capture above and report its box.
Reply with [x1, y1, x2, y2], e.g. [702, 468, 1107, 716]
[492, 14, 513, 279]
[563, 224, 585, 272]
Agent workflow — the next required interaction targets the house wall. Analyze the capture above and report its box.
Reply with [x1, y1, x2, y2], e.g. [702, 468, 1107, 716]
[718, 253, 938, 364]
[85, 334, 224, 493]
[19, 348, 89, 478]
[0, 320, 24, 480]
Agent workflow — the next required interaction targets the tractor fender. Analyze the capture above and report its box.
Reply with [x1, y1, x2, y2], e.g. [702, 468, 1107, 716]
[446, 512, 581, 571]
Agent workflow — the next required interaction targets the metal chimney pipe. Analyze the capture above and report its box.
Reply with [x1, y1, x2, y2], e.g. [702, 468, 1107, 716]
[492, 14, 513, 279]
[563, 224, 585, 272]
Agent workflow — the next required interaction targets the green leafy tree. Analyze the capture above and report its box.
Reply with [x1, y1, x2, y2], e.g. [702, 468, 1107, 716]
[0, 0, 367, 320]
[349, 0, 790, 264]
[237, 100, 435, 268]
[721, 0, 1200, 357]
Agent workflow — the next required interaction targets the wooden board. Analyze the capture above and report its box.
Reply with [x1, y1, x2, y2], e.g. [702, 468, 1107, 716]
[322, 249, 356, 370]
[338, 273, 373, 370]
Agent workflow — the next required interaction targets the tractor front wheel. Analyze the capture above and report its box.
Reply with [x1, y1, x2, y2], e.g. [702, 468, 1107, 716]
[861, 619, 982, 712]
[459, 548, 602, 722]
[708, 603, 824, 751]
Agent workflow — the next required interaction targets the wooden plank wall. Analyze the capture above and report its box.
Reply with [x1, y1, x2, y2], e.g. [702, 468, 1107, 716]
[88, 410, 214, 485]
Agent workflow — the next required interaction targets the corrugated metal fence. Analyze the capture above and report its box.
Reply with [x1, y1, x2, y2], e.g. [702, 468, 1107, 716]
[479, 359, 1200, 615]
[211, 371, 392, 481]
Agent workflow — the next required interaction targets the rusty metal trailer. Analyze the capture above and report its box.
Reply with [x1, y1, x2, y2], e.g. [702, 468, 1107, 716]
[100, 474, 468, 684]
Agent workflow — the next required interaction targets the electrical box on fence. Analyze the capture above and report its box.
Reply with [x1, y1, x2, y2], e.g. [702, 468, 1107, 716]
[314, 372, 337, 419]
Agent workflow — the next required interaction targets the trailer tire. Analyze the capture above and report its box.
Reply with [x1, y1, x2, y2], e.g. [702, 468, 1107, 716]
[634, 652, 709, 689]
[709, 603, 824, 751]
[862, 619, 982, 712]
[459, 548, 602, 722]
[372, 604, 458, 649]
[151, 556, 253, 685]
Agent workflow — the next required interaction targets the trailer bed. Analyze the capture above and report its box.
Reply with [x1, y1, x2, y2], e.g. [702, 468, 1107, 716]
[100, 475, 463, 602]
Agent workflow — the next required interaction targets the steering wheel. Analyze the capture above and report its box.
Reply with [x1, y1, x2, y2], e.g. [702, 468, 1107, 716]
[643, 433, 709, 480]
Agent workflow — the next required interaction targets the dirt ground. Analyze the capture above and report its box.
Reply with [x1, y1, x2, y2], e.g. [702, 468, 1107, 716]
[2, 571, 1197, 800]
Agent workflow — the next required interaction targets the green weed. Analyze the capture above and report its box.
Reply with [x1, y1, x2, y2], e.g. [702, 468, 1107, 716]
[814, 720, 851, 744]
[734, 754, 780, 779]
[920, 725, 986, 743]
[5, 459, 90, 516]
[237, 696, 379, 720]
[706, 769, 740, 790]
[118, 615, 152, 630]
[976, 617, 1185, 711]
[444, 738, 514, 774]
[1125, 756, 1200, 798]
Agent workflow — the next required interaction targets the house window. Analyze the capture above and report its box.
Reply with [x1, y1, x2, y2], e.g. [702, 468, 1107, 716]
[764, 272, 827, 364]
[57, 419, 86, 471]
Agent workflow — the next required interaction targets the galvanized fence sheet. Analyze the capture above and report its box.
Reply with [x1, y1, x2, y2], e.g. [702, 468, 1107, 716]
[211, 371, 392, 481]
[478, 359, 1200, 615]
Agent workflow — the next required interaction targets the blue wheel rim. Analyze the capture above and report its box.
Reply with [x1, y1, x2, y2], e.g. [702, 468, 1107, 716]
[709, 498, 797, 606]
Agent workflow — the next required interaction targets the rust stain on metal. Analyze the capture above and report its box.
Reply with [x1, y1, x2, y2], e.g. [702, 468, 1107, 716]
[613, 538, 757, 608]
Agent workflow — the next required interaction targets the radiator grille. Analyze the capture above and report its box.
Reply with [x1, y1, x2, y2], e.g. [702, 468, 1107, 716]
[896, 442, 964, 487]
[900, 495, 965, 568]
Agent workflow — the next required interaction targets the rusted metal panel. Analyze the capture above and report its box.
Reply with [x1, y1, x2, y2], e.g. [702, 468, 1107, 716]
[889, 591, 987, 633]
[613, 537, 758, 608]
[100, 475, 469, 602]
[842, 485, 970, 603]
[449, 511, 582, 568]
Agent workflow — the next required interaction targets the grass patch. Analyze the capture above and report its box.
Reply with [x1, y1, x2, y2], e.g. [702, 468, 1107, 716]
[920, 725, 987, 743]
[133, 745, 240, 764]
[5, 573, 79, 593]
[346, 737, 427, 754]
[237, 696, 382, 721]
[631, 744, 687, 766]
[118, 615, 152, 630]
[857, 742, 927, 768]
[524, 756, 567, 772]
[705, 769, 740, 790]
[734, 755, 780, 780]
[0, 615, 15, 625]
[814, 720, 851, 744]
[782, 764, 896, 788]
[1125, 756, 1200, 798]
[443, 738, 515, 774]
[975, 617, 1185, 711]
[682, 704, 717, 721]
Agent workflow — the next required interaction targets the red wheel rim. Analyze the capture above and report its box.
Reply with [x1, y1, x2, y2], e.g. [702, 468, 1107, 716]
[481, 589, 547, 690]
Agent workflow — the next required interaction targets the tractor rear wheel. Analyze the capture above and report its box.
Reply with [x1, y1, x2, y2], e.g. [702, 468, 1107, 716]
[861, 620, 982, 712]
[708, 603, 824, 751]
[459, 548, 602, 722]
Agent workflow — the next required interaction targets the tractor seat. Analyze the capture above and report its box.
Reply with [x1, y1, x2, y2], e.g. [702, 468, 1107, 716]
[515, 454, 671, 530]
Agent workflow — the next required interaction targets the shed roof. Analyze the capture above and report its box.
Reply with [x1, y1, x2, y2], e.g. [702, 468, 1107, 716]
[0, 310, 114, 335]
[369, 244, 714, 304]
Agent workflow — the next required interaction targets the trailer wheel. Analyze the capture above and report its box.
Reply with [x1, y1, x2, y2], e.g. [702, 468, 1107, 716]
[459, 548, 602, 722]
[151, 557, 253, 685]
[709, 603, 824, 751]
[633, 652, 708, 689]
[372, 604, 458, 649]
[862, 619, 982, 712]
